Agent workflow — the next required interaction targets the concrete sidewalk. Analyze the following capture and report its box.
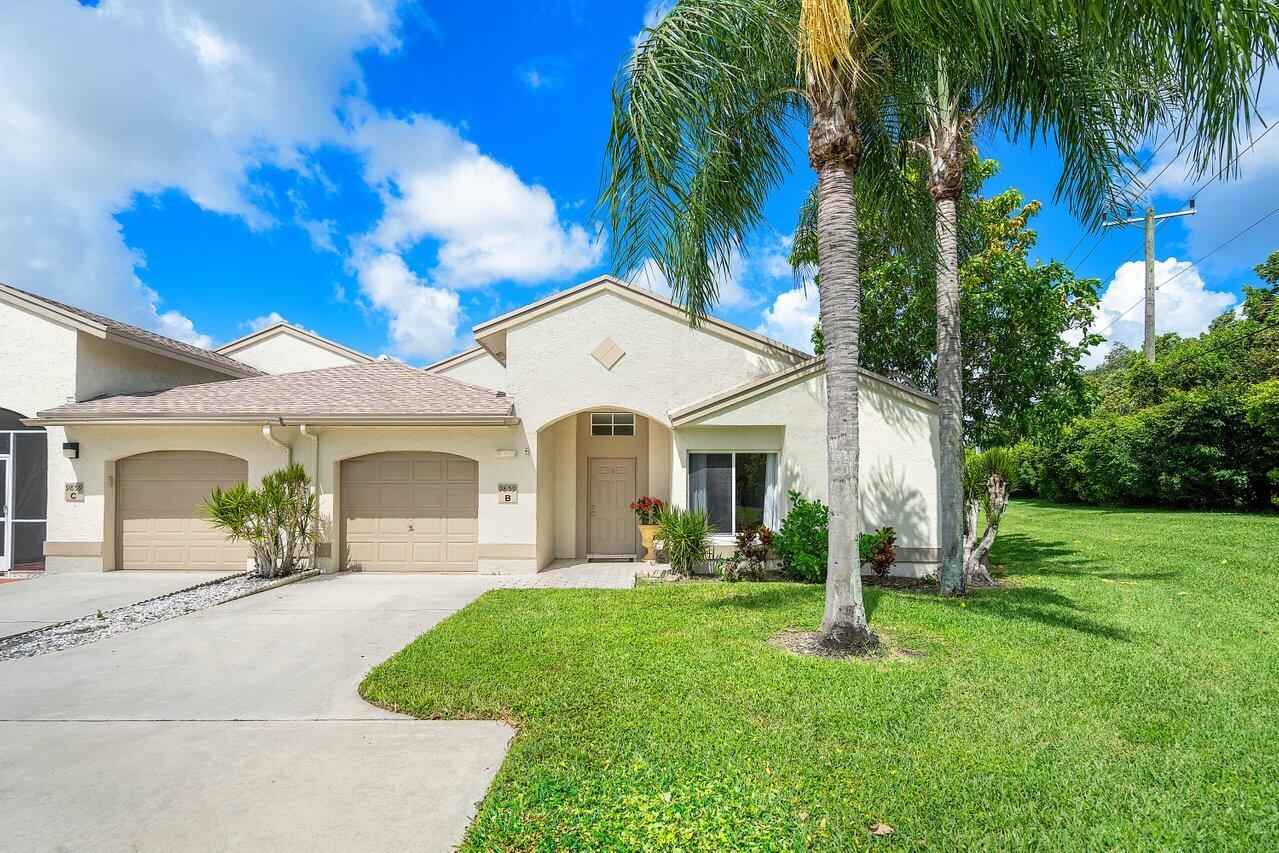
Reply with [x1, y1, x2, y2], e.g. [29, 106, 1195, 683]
[0, 573, 515, 852]
[0, 570, 233, 639]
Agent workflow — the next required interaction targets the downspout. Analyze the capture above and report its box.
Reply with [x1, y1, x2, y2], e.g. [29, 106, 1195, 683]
[299, 424, 322, 571]
[262, 422, 291, 463]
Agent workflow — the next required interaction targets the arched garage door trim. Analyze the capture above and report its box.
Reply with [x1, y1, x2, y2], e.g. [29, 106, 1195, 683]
[115, 450, 248, 571]
[340, 451, 479, 572]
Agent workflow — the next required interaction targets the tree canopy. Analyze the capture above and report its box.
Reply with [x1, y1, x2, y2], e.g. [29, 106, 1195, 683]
[800, 158, 1100, 446]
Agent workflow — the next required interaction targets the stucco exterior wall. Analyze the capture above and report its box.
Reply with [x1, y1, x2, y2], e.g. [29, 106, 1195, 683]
[74, 334, 230, 401]
[682, 373, 941, 576]
[220, 332, 366, 374]
[434, 350, 509, 392]
[0, 301, 78, 419]
[503, 290, 791, 432]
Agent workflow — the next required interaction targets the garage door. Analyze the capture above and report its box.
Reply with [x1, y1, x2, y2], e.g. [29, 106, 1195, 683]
[116, 451, 249, 571]
[341, 452, 479, 572]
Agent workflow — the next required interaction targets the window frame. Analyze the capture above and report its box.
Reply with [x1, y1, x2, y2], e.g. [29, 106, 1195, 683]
[686, 450, 778, 539]
[590, 411, 636, 437]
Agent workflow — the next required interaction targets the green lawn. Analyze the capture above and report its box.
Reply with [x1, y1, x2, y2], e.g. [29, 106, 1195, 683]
[361, 502, 1279, 850]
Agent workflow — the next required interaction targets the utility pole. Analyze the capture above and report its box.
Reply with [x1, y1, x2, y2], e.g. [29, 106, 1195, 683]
[1103, 200, 1197, 363]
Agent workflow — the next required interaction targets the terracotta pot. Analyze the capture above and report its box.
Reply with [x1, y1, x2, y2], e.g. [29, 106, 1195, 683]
[637, 523, 661, 564]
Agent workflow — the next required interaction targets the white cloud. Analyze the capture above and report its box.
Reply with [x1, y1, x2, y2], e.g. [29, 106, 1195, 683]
[1082, 257, 1237, 366]
[0, 0, 403, 344]
[353, 252, 467, 360]
[353, 111, 605, 290]
[757, 283, 819, 352]
[1138, 72, 1279, 278]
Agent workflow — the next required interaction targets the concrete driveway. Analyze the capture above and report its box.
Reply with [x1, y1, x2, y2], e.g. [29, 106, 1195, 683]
[0, 570, 233, 638]
[0, 573, 516, 852]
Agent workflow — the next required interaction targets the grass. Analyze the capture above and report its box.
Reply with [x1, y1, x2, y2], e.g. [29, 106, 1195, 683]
[361, 501, 1279, 849]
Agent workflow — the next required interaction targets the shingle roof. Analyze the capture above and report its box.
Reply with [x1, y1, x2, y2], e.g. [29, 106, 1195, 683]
[33, 361, 515, 424]
[0, 282, 261, 377]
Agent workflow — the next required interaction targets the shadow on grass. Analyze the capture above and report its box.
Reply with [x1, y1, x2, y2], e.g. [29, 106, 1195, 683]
[968, 585, 1133, 642]
[994, 534, 1181, 584]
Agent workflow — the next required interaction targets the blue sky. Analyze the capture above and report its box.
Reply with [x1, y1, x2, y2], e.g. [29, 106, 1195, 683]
[2, 1, 1275, 366]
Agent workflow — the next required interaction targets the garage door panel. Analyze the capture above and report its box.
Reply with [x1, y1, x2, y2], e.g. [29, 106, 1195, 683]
[117, 451, 248, 571]
[342, 451, 478, 572]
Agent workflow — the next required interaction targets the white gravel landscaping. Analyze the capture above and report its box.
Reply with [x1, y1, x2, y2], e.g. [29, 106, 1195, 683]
[0, 571, 314, 660]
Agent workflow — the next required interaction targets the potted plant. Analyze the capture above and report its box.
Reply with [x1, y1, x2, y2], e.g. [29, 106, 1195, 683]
[628, 496, 666, 563]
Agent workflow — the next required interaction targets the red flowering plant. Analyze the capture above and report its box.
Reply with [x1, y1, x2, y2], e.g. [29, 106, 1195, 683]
[629, 496, 666, 524]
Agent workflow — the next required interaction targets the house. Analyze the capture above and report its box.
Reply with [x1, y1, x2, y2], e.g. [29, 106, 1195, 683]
[5, 275, 941, 576]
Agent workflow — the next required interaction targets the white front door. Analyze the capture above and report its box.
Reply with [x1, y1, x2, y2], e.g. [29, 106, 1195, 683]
[589, 457, 636, 556]
[0, 456, 10, 572]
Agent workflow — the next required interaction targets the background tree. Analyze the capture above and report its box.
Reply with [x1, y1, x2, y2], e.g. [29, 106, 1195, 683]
[800, 159, 1102, 447]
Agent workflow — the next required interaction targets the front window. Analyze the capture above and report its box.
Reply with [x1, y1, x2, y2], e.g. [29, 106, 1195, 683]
[591, 412, 635, 436]
[687, 452, 779, 535]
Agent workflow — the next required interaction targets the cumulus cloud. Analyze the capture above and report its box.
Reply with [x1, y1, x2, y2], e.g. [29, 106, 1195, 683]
[353, 112, 604, 291]
[627, 233, 795, 311]
[757, 284, 819, 352]
[1137, 72, 1279, 278]
[1082, 257, 1237, 366]
[353, 253, 467, 360]
[0, 0, 403, 345]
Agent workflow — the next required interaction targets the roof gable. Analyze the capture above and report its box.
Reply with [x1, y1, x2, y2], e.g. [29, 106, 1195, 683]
[0, 282, 261, 378]
[215, 321, 373, 368]
[470, 275, 811, 367]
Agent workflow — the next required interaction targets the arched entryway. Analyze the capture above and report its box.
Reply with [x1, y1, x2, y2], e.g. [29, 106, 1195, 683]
[115, 450, 248, 570]
[0, 408, 46, 573]
[340, 451, 479, 572]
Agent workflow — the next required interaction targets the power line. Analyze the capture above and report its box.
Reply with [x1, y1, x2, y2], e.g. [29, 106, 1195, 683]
[1161, 312, 1279, 373]
[1094, 202, 1279, 339]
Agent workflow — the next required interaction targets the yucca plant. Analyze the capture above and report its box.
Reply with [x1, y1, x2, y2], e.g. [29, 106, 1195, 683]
[655, 506, 715, 577]
[204, 463, 317, 578]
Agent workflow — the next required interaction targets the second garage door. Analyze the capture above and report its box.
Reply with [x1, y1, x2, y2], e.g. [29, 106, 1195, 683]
[116, 451, 249, 571]
[341, 452, 479, 572]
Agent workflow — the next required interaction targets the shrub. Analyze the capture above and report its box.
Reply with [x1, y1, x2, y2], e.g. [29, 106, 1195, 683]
[655, 506, 714, 577]
[731, 524, 774, 580]
[859, 527, 897, 577]
[776, 491, 828, 582]
[204, 463, 317, 578]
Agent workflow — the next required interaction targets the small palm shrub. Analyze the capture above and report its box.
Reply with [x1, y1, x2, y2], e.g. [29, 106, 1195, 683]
[655, 506, 714, 577]
[776, 490, 828, 582]
[204, 463, 317, 578]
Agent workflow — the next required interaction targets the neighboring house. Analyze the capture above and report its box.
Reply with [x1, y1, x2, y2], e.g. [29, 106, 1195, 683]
[9, 275, 941, 577]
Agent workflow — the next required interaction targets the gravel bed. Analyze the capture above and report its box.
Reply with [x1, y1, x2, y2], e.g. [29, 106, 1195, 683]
[0, 572, 310, 661]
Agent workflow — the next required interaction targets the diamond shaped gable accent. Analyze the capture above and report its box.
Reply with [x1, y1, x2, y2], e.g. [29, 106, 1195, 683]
[591, 337, 625, 370]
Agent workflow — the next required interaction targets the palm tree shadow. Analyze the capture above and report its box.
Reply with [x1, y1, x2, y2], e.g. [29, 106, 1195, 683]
[995, 533, 1180, 583]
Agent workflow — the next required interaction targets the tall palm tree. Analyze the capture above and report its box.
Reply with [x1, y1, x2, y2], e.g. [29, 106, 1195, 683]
[895, 6, 1276, 593]
[602, 0, 896, 651]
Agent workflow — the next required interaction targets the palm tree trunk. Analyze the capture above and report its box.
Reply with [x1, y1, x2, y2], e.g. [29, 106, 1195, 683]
[934, 192, 965, 594]
[809, 106, 877, 653]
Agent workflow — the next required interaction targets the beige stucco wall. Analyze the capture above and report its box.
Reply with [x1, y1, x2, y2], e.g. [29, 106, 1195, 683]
[220, 331, 366, 374]
[434, 349, 509, 392]
[74, 334, 229, 401]
[502, 290, 791, 432]
[683, 371, 941, 576]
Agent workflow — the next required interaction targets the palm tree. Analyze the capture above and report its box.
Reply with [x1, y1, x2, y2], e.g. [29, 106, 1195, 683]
[896, 7, 1276, 593]
[602, 0, 896, 651]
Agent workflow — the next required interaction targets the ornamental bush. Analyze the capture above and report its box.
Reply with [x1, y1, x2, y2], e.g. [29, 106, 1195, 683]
[776, 491, 828, 582]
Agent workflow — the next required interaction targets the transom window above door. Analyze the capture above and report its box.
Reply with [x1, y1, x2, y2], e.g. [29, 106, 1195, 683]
[590, 412, 635, 436]
[688, 452, 780, 535]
